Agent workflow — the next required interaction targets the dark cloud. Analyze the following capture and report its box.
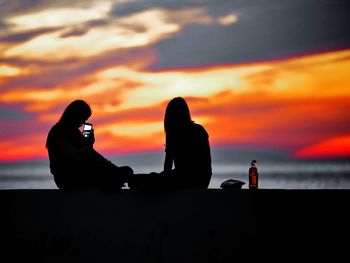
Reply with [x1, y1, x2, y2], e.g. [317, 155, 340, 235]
[59, 27, 88, 38]
[0, 104, 41, 140]
[0, 104, 34, 121]
[59, 19, 109, 38]
[85, 19, 109, 28]
[110, 0, 200, 17]
[0, 19, 7, 30]
[0, 27, 56, 42]
[0, 0, 38, 16]
[148, 0, 350, 69]
[111, 1, 150, 17]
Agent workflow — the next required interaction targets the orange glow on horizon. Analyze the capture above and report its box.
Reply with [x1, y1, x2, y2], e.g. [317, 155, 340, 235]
[295, 135, 350, 158]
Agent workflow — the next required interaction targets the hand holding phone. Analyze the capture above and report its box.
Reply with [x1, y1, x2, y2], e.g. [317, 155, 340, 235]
[82, 123, 93, 138]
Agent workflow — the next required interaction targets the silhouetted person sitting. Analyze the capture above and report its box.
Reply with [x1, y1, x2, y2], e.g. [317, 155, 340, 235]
[46, 99, 133, 191]
[129, 97, 212, 190]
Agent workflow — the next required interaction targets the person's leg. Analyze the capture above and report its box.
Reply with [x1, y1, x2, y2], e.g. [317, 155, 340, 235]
[112, 165, 134, 189]
[127, 173, 155, 190]
[83, 149, 133, 190]
[128, 172, 176, 190]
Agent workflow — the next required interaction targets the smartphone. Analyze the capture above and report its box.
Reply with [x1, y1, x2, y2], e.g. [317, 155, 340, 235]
[82, 123, 93, 138]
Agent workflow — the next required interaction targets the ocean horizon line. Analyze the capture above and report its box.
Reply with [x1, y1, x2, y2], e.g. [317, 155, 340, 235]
[1, 146, 349, 165]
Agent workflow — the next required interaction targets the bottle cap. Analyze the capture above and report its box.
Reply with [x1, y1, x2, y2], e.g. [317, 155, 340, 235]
[251, 160, 257, 165]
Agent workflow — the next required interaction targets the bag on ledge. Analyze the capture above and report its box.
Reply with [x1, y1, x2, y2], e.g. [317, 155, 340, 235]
[220, 179, 245, 189]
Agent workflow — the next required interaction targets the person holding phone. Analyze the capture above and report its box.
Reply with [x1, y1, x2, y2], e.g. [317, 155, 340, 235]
[46, 99, 134, 190]
[82, 122, 93, 138]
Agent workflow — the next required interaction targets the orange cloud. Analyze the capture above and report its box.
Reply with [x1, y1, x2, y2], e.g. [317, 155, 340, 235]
[93, 130, 165, 157]
[0, 49, 350, 161]
[203, 94, 350, 150]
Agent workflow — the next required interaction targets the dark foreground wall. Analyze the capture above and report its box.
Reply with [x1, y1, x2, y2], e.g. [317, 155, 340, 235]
[1, 189, 349, 262]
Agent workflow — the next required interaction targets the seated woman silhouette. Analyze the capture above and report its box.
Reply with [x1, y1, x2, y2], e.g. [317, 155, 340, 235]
[46, 99, 133, 190]
[129, 97, 212, 190]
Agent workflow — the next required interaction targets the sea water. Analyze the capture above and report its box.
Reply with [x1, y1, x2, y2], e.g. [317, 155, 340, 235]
[1, 149, 350, 190]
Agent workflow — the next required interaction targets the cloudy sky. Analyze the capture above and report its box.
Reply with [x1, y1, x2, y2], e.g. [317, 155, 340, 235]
[0, 0, 349, 161]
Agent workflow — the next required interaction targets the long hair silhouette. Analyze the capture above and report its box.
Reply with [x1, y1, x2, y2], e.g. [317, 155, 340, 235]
[46, 100, 91, 149]
[164, 97, 193, 135]
[59, 100, 92, 126]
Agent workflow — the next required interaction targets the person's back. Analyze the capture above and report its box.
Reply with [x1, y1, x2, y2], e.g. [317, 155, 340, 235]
[163, 97, 212, 189]
[166, 122, 212, 189]
[128, 97, 212, 191]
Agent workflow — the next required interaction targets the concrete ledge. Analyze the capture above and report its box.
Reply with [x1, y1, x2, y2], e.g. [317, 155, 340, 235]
[1, 189, 349, 261]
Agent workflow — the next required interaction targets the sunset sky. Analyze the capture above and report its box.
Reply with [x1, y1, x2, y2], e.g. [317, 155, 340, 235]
[0, 0, 349, 161]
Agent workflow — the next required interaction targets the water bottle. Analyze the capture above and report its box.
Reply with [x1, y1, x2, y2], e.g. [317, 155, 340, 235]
[249, 160, 258, 189]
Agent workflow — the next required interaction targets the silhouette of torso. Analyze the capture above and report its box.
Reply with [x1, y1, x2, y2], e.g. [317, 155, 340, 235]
[47, 123, 99, 189]
[165, 123, 212, 188]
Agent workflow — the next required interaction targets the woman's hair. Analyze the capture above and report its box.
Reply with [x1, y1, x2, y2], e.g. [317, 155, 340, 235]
[46, 100, 91, 148]
[164, 97, 192, 134]
[59, 100, 92, 126]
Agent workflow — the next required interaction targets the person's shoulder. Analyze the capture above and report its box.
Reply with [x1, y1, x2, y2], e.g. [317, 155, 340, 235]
[49, 122, 60, 131]
[48, 122, 63, 137]
[191, 122, 208, 136]
[46, 123, 61, 148]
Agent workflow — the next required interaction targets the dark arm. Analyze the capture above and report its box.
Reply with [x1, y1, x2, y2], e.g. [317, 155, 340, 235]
[164, 152, 173, 171]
